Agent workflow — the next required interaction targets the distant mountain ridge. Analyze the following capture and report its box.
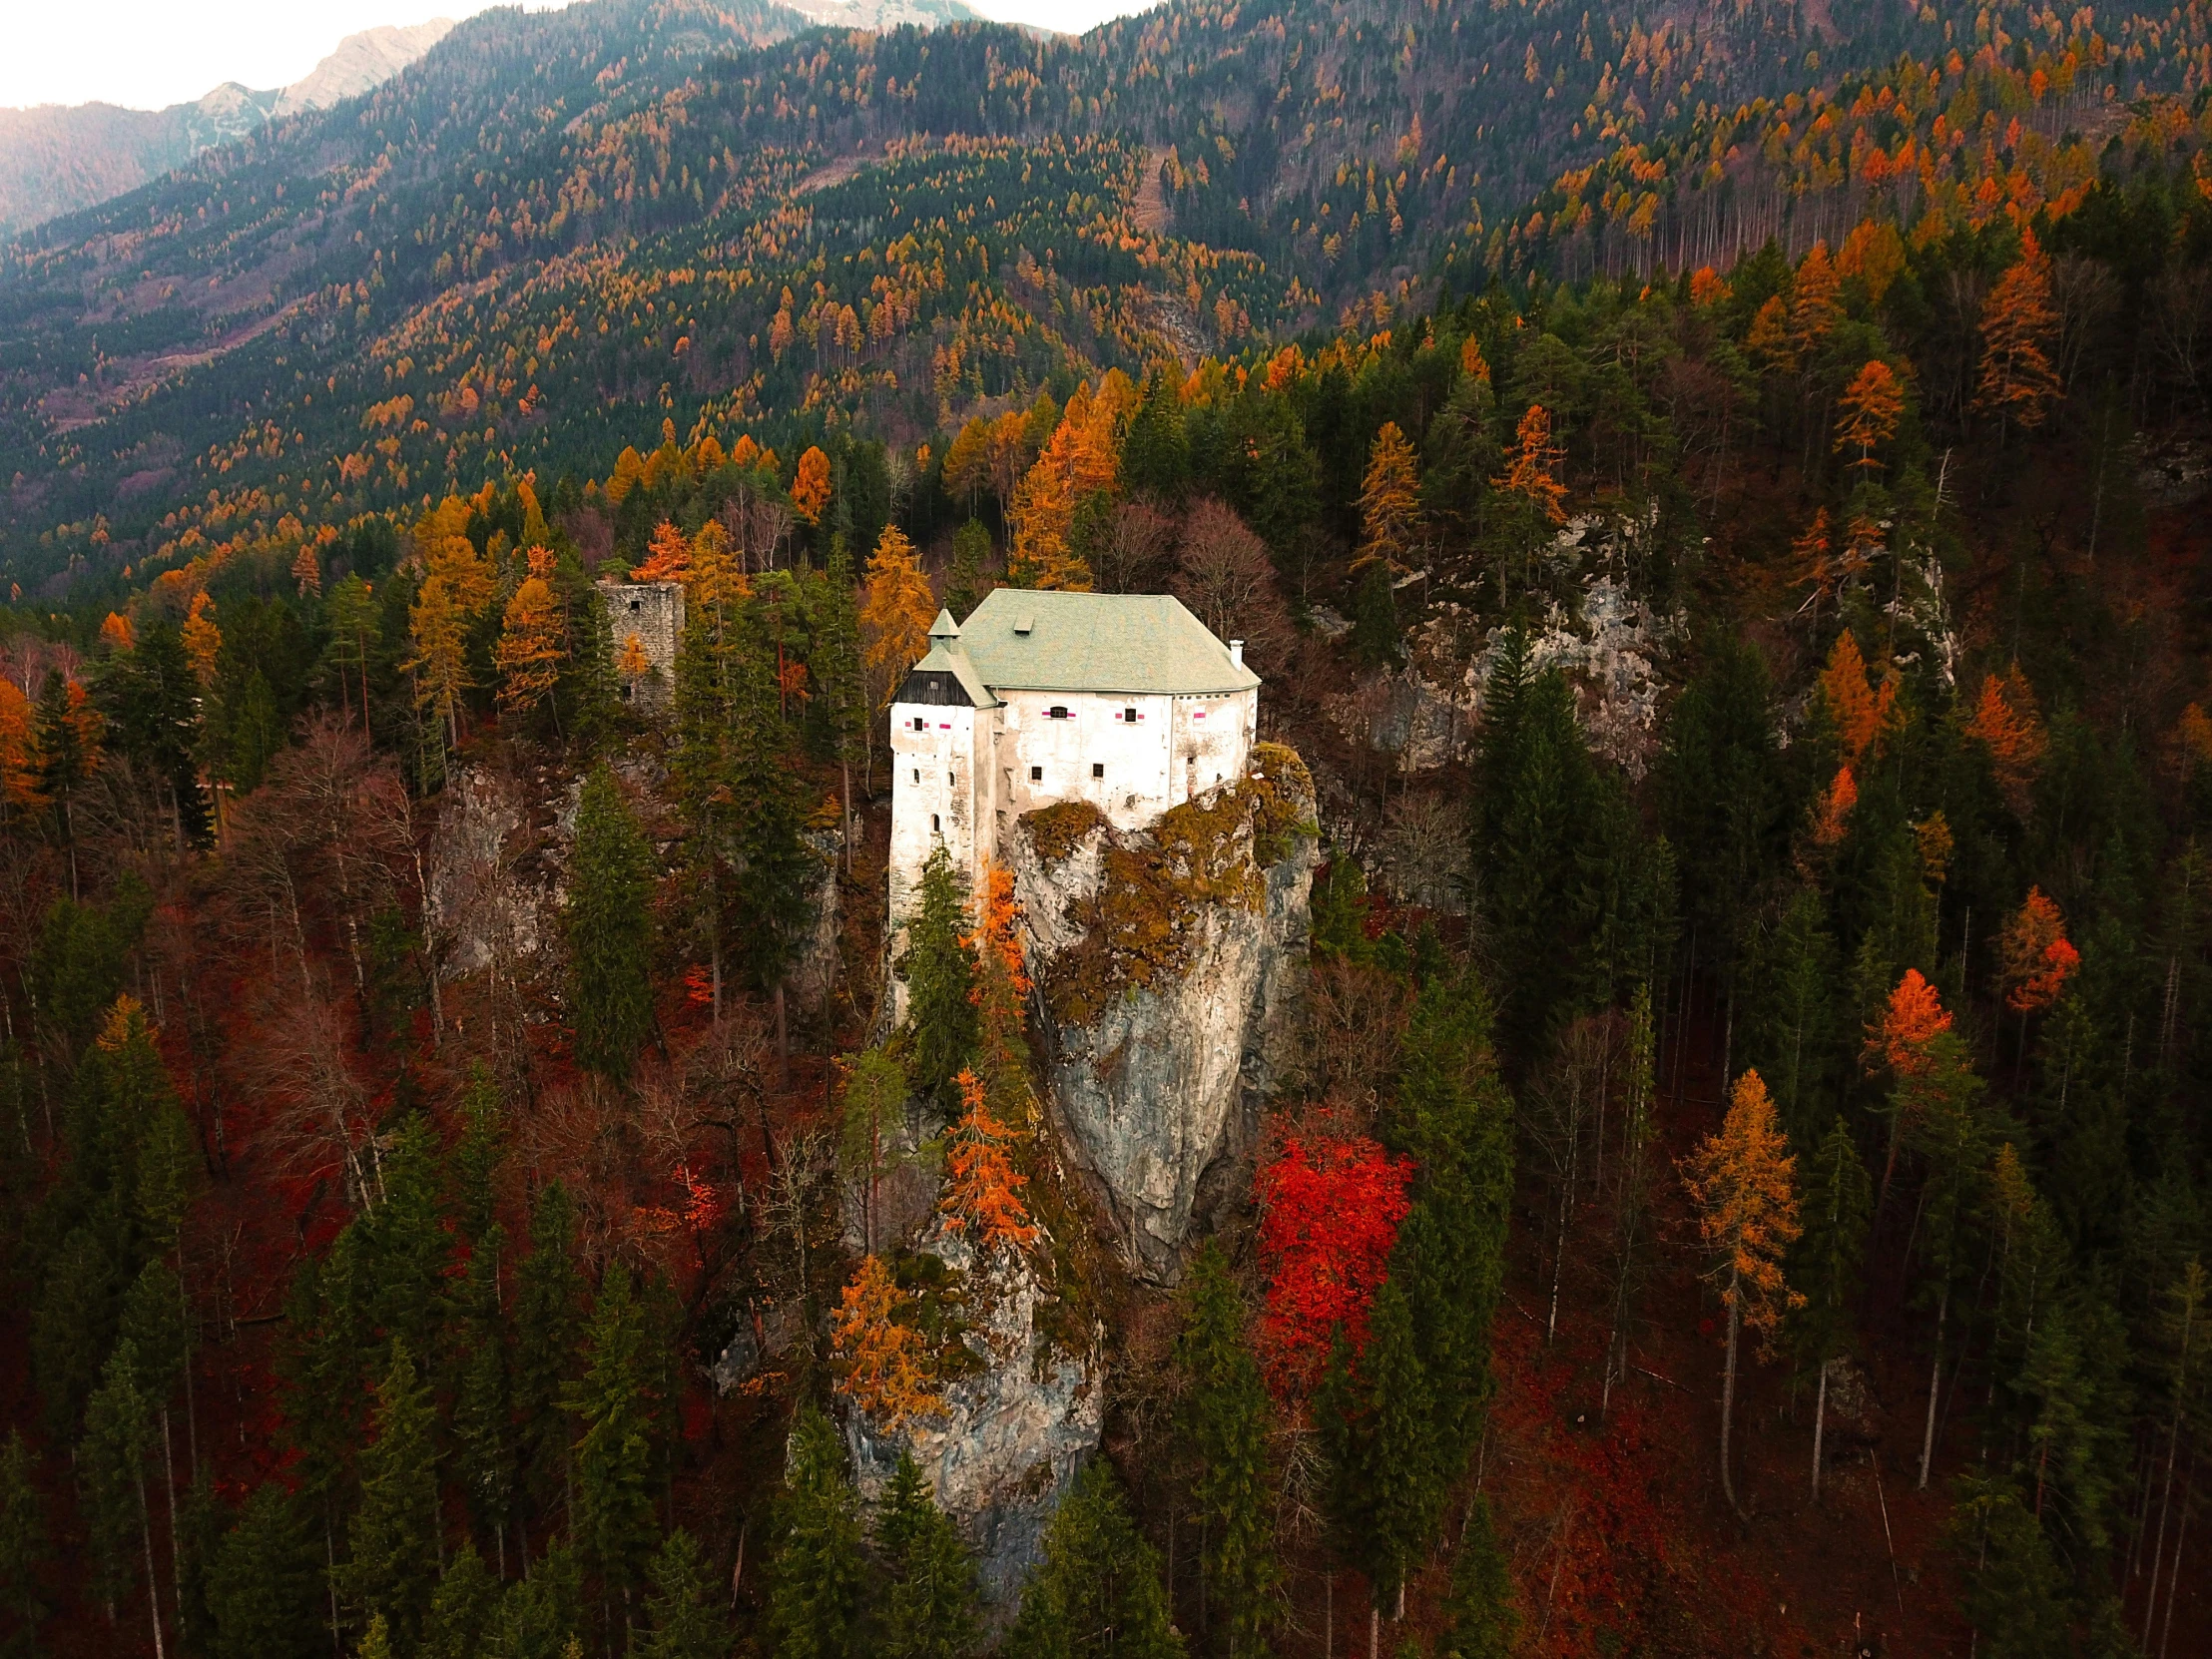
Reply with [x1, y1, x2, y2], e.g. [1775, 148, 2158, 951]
[0, 18, 457, 239]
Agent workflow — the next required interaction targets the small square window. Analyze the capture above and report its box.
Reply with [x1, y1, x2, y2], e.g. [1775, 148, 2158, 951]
[1048, 705, 1069, 720]
[911, 716, 925, 731]
[1092, 763, 1104, 779]
[1029, 766, 1043, 783]
[1125, 707, 1137, 723]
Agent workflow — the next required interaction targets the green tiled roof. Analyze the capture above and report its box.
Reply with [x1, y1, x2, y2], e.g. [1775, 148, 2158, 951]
[954, 590, 1260, 695]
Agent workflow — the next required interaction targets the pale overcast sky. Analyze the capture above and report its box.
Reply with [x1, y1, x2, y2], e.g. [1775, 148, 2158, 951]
[1, 0, 1148, 113]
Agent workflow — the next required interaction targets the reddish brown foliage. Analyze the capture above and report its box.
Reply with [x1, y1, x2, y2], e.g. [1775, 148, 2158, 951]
[1255, 1117, 1414, 1395]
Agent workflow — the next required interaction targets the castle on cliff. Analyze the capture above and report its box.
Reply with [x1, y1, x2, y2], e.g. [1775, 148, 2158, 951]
[887, 589, 1260, 921]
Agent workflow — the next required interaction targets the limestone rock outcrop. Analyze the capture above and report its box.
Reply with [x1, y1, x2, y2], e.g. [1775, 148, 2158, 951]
[841, 1227, 1103, 1609]
[1014, 746, 1317, 1283]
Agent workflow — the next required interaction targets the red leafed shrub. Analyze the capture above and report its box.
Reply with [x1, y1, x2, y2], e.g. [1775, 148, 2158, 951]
[1255, 1119, 1414, 1395]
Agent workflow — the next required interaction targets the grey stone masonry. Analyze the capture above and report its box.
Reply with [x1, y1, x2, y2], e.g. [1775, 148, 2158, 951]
[599, 580, 684, 707]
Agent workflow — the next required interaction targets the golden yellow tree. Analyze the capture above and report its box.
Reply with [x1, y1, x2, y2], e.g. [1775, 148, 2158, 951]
[1354, 420, 1422, 573]
[1789, 241, 1843, 360]
[859, 525, 936, 711]
[832, 1254, 942, 1429]
[1681, 1068, 1803, 1512]
[99, 612, 135, 653]
[1833, 359, 1905, 470]
[291, 544, 322, 598]
[181, 592, 222, 686]
[941, 1068, 1037, 1252]
[792, 446, 832, 525]
[494, 548, 565, 720]
[405, 578, 471, 751]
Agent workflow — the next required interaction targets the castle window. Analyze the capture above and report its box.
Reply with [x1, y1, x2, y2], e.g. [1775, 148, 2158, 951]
[912, 769, 919, 784]
[911, 717, 926, 731]
[931, 814, 940, 833]
[1029, 766, 1043, 783]
[947, 772, 954, 787]
[1092, 763, 1104, 779]
[1047, 705, 1070, 720]
[628, 598, 642, 612]
[1125, 707, 1138, 723]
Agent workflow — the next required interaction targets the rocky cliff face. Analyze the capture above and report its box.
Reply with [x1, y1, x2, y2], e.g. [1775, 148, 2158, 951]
[841, 1226, 1103, 1608]
[1014, 746, 1317, 1284]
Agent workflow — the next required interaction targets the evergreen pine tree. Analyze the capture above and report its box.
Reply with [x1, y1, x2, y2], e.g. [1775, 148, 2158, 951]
[1122, 366, 1191, 502]
[1747, 886, 1843, 1154]
[1359, 1278, 1442, 1623]
[422, 1539, 502, 1659]
[1792, 1116, 1871, 1497]
[1171, 1245, 1277, 1658]
[565, 764, 656, 1081]
[944, 522, 992, 623]
[1384, 967, 1513, 1461]
[1950, 1475, 2069, 1659]
[491, 1541, 583, 1659]
[564, 1263, 661, 1644]
[641, 1528, 730, 1659]
[81, 1340, 160, 1647]
[767, 1404, 864, 1659]
[811, 542, 867, 857]
[0, 1430, 49, 1659]
[205, 1484, 320, 1659]
[451, 1062, 506, 1249]
[452, 1221, 516, 1570]
[1434, 1496, 1516, 1659]
[362, 1114, 452, 1369]
[341, 1341, 441, 1648]
[898, 845, 979, 1108]
[873, 1455, 978, 1659]
[514, 1183, 588, 1552]
[1004, 1459, 1182, 1659]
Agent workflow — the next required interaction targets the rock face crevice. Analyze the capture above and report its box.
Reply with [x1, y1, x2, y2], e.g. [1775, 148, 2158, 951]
[1014, 749, 1317, 1284]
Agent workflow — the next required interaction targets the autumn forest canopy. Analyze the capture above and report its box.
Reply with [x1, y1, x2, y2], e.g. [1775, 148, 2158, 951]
[5, 0, 2212, 1654]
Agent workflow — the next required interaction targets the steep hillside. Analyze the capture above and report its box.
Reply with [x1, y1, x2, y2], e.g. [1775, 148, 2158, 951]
[10, 0, 2211, 600]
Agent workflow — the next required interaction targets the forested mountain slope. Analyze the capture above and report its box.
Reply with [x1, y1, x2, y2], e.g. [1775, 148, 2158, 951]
[10, 0, 2212, 601]
[4, 0, 2212, 1655]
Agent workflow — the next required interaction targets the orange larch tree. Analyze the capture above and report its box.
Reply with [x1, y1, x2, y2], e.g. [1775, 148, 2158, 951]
[1975, 227, 2063, 432]
[1811, 765, 1859, 847]
[1865, 967, 1955, 1211]
[494, 547, 566, 720]
[859, 524, 936, 715]
[1495, 403, 1568, 525]
[1789, 241, 1844, 361]
[1681, 1069, 1804, 1513]
[1998, 886, 2079, 1015]
[1355, 420, 1423, 573]
[832, 1254, 942, 1429]
[1964, 665, 2048, 815]
[631, 519, 693, 582]
[792, 445, 832, 525]
[1834, 359, 1906, 470]
[181, 592, 222, 686]
[1818, 630, 1897, 767]
[940, 1068, 1038, 1254]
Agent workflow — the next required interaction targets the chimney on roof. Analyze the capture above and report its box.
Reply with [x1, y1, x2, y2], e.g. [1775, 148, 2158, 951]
[1229, 640, 1245, 669]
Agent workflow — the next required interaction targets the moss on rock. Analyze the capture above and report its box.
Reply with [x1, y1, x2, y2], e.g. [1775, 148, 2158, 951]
[1040, 754, 1315, 1028]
